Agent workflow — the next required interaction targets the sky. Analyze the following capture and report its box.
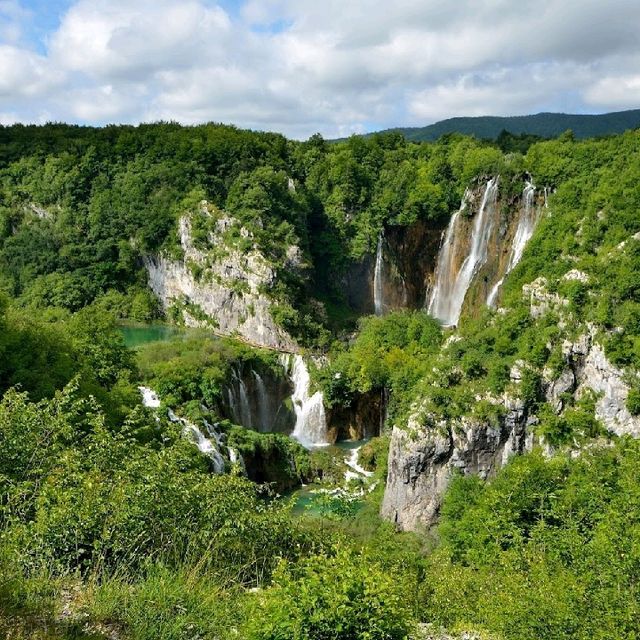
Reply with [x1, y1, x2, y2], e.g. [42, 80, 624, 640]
[1, 0, 640, 139]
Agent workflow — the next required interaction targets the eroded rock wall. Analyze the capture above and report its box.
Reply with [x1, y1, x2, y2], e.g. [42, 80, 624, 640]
[145, 204, 298, 351]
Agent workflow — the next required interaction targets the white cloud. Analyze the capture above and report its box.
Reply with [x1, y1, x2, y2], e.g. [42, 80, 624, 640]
[0, 0, 639, 136]
[50, 0, 232, 78]
[0, 44, 62, 97]
[585, 74, 640, 109]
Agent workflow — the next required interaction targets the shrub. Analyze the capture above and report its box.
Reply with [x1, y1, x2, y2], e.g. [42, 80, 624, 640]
[243, 547, 414, 640]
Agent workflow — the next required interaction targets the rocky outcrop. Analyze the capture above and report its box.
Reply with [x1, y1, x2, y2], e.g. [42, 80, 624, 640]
[382, 304, 640, 532]
[145, 203, 297, 351]
[548, 331, 640, 437]
[381, 396, 531, 531]
[522, 277, 568, 319]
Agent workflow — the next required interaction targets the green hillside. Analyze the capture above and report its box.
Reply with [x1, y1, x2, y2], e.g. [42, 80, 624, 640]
[379, 108, 640, 142]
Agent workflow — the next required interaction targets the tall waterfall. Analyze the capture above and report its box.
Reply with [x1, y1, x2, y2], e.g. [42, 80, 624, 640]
[487, 181, 539, 308]
[428, 178, 499, 326]
[373, 232, 384, 316]
[287, 354, 328, 447]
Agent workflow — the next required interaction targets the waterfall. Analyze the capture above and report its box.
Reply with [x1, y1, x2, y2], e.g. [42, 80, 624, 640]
[288, 354, 328, 447]
[139, 386, 160, 408]
[373, 232, 384, 316]
[252, 369, 271, 431]
[486, 277, 504, 309]
[487, 181, 539, 308]
[182, 422, 225, 474]
[227, 368, 252, 428]
[237, 376, 252, 428]
[168, 409, 225, 474]
[344, 445, 374, 482]
[226, 387, 239, 423]
[428, 179, 499, 326]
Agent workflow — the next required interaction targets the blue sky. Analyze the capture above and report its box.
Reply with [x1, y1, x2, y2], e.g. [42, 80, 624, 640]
[1, 0, 639, 138]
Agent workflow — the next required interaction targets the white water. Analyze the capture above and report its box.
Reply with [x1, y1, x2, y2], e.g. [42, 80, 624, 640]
[289, 355, 328, 448]
[183, 423, 225, 474]
[252, 369, 271, 431]
[168, 409, 225, 473]
[487, 181, 539, 308]
[344, 445, 374, 482]
[237, 376, 252, 428]
[428, 179, 499, 326]
[226, 369, 253, 428]
[138, 386, 160, 408]
[373, 232, 384, 316]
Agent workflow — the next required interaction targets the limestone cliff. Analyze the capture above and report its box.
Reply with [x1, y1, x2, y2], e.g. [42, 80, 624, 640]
[382, 276, 640, 531]
[381, 395, 531, 531]
[145, 202, 298, 351]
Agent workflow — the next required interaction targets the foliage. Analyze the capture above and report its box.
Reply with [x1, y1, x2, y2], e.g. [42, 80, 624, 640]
[422, 441, 640, 639]
[243, 547, 414, 640]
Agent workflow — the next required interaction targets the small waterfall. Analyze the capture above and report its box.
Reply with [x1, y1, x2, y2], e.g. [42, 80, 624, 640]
[373, 232, 384, 316]
[487, 181, 540, 308]
[183, 423, 225, 474]
[428, 179, 499, 326]
[486, 277, 504, 309]
[288, 354, 328, 447]
[252, 369, 271, 431]
[226, 368, 253, 428]
[226, 387, 239, 423]
[168, 409, 225, 474]
[139, 386, 160, 409]
[237, 376, 252, 428]
[344, 445, 374, 482]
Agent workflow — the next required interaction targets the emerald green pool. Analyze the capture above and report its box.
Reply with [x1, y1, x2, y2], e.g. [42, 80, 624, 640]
[118, 324, 183, 348]
[287, 439, 371, 517]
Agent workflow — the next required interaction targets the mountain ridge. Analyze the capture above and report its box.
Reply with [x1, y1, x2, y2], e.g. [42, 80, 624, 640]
[360, 108, 640, 142]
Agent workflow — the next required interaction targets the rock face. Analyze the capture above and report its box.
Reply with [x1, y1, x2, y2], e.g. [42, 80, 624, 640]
[145, 204, 297, 351]
[557, 333, 640, 437]
[342, 220, 445, 316]
[381, 397, 530, 531]
[326, 389, 386, 442]
[382, 320, 640, 532]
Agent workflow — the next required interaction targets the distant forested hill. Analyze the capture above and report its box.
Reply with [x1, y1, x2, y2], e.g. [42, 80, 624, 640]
[375, 108, 640, 142]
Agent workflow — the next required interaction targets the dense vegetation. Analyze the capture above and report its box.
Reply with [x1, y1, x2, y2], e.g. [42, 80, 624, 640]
[2, 122, 640, 638]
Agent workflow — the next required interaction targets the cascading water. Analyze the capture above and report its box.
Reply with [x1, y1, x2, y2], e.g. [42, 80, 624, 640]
[226, 368, 253, 428]
[288, 354, 328, 447]
[344, 446, 374, 482]
[167, 408, 225, 473]
[428, 179, 499, 326]
[252, 369, 271, 431]
[373, 232, 384, 316]
[139, 386, 160, 408]
[237, 375, 252, 428]
[487, 181, 540, 308]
